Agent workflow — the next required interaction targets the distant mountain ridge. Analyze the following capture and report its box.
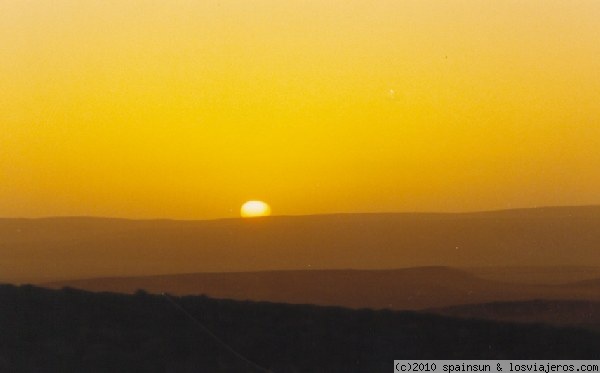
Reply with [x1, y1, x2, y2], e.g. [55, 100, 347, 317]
[2, 205, 600, 283]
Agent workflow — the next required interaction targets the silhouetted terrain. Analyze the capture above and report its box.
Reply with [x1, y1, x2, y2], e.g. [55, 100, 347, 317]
[45, 267, 600, 310]
[1, 285, 600, 372]
[427, 300, 600, 331]
[2, 206, 600, 283]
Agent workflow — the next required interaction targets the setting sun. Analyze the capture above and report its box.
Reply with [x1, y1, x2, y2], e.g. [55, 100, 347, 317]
[240, 201, 271, 218]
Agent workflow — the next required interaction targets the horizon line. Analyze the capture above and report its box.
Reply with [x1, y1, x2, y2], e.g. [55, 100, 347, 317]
[1, 204, 599, 222]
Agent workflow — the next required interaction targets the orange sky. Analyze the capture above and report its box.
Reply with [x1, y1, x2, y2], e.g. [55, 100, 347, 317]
[1, 0, 599, 219]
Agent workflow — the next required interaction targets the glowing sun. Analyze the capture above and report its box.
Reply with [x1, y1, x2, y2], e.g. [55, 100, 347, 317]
[240, 200, 271, 218]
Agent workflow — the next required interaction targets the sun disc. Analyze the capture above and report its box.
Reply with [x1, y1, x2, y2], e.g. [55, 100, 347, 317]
[240, 200, 271, 218]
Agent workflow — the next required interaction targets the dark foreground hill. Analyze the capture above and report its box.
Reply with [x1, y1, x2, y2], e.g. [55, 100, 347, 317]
[2, 206, 600, 283]
[1, 285, 600, 372]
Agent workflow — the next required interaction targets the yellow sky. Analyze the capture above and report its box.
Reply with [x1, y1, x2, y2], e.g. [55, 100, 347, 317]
[1, 0, 599, 219]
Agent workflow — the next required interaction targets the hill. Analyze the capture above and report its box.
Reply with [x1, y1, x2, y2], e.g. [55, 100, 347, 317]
[567, 278, 600, 288]
[426, 300, 600, 331]
[464, 266, 600, 285]
[2, 206, 600, 283]
[1, 284, 600, 372]
[44, 267, 600, 310]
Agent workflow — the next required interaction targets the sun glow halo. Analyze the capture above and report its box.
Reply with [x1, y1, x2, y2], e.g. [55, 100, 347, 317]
[240, 201, 271, 218]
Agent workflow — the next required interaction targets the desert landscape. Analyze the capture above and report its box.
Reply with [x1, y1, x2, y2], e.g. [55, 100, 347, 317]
[2, 0, 600, 370]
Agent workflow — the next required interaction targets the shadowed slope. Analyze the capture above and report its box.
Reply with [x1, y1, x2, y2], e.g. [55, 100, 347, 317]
[426, 300, 600, 331]
[45, 267, 600, 310]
